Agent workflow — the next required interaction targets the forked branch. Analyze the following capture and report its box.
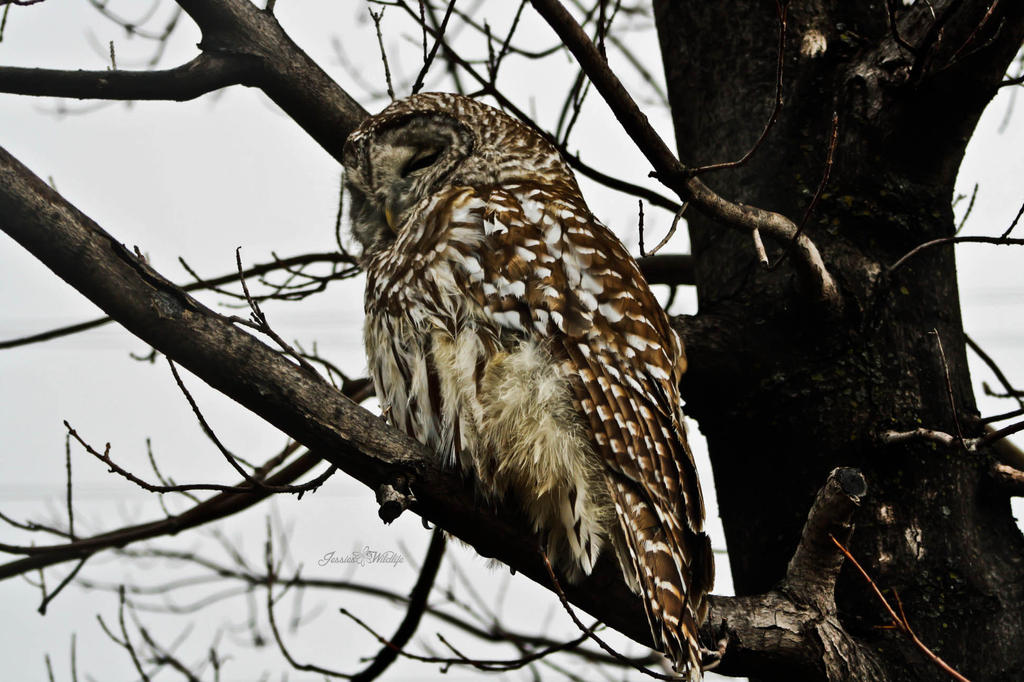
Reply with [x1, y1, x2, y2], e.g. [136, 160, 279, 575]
[526, 0, 841, 309]
[703, 467, 888, 680]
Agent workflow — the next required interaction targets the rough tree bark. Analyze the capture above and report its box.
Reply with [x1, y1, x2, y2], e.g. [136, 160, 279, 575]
[654, 1, 1024, 680]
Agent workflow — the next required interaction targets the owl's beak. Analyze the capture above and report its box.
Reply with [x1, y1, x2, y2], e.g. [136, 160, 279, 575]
[383, 204, 395, 232]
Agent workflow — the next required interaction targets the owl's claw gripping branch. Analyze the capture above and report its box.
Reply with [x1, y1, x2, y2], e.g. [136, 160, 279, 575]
[698, 632, 727, 672]
[376, 473, 416, 524]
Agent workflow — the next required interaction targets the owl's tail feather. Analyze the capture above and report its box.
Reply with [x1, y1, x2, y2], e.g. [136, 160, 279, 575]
[608, 480, 711, 681]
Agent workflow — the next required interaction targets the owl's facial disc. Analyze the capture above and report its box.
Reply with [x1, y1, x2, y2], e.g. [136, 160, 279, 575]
[343, 109, 473, 255]
[381, 144, 446, 231]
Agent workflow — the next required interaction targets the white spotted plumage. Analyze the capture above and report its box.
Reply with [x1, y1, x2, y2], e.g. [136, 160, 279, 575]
[344, 93, 713, 678]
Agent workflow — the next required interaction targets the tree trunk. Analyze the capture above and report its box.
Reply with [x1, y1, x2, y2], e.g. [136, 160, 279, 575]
[654, 1, 1024, 679]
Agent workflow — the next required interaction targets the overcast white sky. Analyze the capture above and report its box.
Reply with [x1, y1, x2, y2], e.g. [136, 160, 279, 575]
[0, 3, 1021, 681]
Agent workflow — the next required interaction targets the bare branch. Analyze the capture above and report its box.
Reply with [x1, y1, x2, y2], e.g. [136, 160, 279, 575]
[783, 468, 865, 607]
[165, 360, 337, 495]
[830, 536, 970, 682]
[931, 329, 965, 446]
[37, 558, 87, 615]
[1000, 196, 1024, 238]
[880, 427, 961, 448]
[411, 0, 456, 94]
[786, 110, 840, 251]
[350, 528, 445, 681]
[0, 444, 319, 579]
[171, 0, 369, 160]
[646, 202, 688, 257]
[686, 0, 788, 175]
[966, 333, 1024, 409]
[0, 53, 252, 101]
[368, 6, 395, 101]
[889, 235, 1024, 275]
[991, 462, 1024, 496]
[340, 604, 596, 673]
[880, 419, 1024, 451]
[0, 252, 355, 350]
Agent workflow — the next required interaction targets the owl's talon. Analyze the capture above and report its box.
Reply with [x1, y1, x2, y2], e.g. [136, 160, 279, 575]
[699, 622, 729, 671]
[376, 473, 415, 524]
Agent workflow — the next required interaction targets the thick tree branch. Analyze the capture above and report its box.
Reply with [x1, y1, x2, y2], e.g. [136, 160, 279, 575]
[172, 0, 367, 161]
[0, 140, 652, 648]
[0, 142, 889, 679]
[0, 53, 252, 101]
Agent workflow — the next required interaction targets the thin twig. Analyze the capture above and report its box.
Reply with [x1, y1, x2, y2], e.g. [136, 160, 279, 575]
[64, 420, 256, 495]
[790, 110, 839, 247]
[1000, 197, 1024, 238]
[829, 535, 970, 682]
[37, 557, 87, 615]
[955, 183, 978, 233]
[263, 520, 350, 678]
[411, 0, 456, 94]
[980, 406, 1024, 424]
[966, 334, 1024, 408]
[0, 252, 355, 350]
[342, 605, 595, 671]
[166, 359, 336, 496]
[930, 329, 964, 446]
[540, 553, 676, 680]
[64, 431, 75, 540]
[647, 202, 689, 256]
[687, 0, 789, 175]
[369, 7, 395, 101]
[888, 235, 1024, 275]
[233, 248, 321, 376]
[637, 199, 646, 256]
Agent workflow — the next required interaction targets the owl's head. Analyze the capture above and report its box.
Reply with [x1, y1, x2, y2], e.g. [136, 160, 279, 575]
[343, 92, 577, 255]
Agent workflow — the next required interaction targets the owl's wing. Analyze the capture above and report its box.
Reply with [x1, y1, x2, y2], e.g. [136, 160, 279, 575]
[456, 183, 704, 527]
[440, 182, 712, 672]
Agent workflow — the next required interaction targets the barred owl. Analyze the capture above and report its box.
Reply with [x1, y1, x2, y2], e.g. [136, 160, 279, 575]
[343, 93, 713, 678]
